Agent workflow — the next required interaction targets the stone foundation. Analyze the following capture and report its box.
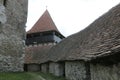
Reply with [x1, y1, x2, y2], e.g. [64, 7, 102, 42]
[41, 63, 49, 73]
[64, 61, 120, 80]
[49, 62, 65, 76]
[27, 64, 40, 72]
[65, 61, 90, 80]
[90, 63, 120, 80]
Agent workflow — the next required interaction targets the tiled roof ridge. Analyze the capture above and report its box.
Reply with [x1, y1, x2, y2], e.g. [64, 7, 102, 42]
[27, 9, 59, 34]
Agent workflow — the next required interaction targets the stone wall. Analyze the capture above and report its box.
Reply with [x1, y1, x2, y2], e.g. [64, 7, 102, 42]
[49, 62, 55, 74]
[0, 0, 28, 72]
[90, 63, 120, 80]
[65, 61, 90, 80]
[27, 64, 40, 72]
[41, 63, 49, 73]
[49, 62, 65, 76]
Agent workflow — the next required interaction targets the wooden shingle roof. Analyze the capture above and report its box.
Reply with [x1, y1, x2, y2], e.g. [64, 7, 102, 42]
[25, 45, 53, 64]
[27, 10, 59, 34]
[45, 3, 120, 62]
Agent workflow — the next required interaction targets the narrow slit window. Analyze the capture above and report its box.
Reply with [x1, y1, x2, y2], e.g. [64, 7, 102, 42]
[3, 0, 7, 7]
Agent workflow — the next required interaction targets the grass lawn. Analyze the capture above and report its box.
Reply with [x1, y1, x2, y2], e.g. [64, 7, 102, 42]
[0, 72, 34, 80]
[0, 72, 66, 80]
[37, 72, 66, 80]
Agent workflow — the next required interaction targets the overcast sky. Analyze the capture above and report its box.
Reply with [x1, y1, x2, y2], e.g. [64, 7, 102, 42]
[26, 0, 120, 37]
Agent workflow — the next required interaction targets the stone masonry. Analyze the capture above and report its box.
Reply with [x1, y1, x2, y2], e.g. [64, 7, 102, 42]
[90, 63, 120, 80]
[0, 0, 28, 72]
[49, 62, 65, 76]
[27, 64, 40, 72]
[41, 63, 49, 73]
[65, 61, 90, 80]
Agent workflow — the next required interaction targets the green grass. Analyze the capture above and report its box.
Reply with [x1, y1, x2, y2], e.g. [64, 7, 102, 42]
[37, 72, 67, 80]
[0, 72, 34, 80]
[0, 72, 66, 80]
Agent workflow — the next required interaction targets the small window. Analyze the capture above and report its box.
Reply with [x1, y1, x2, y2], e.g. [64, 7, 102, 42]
[3, 0, 7, 7]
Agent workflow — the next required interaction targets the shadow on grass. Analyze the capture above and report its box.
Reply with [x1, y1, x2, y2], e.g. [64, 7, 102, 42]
[37, 72, 67, 80]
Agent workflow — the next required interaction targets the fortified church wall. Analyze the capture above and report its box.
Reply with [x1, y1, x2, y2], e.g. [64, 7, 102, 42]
[0, 0, 28, 72]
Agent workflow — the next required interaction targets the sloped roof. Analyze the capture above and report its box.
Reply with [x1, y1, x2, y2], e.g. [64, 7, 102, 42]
[45, 3, 120, 62]
[25, 44, 53, 64]
[27, 10, 59, 34]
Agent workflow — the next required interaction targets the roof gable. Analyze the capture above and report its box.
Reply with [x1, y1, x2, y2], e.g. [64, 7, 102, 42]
[27, 10, 59, 34]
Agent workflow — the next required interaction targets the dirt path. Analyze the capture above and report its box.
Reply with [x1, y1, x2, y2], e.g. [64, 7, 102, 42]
[27, 72, 46, 80]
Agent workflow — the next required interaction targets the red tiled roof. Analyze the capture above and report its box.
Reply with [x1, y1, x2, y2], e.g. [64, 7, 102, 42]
[27, 10, 59, 34]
